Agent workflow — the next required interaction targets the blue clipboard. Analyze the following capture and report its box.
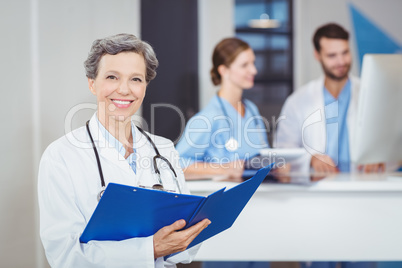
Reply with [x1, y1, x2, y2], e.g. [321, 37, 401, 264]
[80, 164, 273, 250]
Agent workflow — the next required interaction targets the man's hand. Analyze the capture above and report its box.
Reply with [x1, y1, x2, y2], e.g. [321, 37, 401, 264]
[358, 163, 385, 173]
[311, 154, 339, 173]
[271, 163, 291, 183]
[153, 219, 211, 259]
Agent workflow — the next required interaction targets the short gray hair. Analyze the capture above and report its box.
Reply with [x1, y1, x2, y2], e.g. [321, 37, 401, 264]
[84, 33, 159, 83]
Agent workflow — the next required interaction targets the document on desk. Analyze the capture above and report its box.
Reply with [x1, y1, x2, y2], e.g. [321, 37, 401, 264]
[80, 164, 273, 250]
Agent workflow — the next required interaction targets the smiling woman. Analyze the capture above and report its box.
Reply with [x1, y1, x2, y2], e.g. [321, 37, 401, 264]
[83, 34, 158, 146]
[88, 52, 148, 142]
[37, 33, 210, 268]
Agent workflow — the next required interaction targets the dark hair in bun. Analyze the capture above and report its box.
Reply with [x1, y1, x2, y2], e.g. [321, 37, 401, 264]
[210, 37, 250, 86]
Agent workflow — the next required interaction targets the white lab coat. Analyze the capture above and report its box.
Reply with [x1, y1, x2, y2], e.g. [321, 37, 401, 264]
[276, 76, 361, 173]
[38, 114, 199, 268]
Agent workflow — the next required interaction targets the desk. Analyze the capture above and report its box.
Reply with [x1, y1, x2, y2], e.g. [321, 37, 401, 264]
[188, 173, 402, 261]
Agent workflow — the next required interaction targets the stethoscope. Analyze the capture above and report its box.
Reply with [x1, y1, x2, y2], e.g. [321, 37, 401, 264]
[86, 120, 182, 202]
[217, 94, 267, 152]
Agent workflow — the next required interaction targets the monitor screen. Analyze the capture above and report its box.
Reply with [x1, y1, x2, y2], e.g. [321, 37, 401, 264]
[351, 54, 402, 164]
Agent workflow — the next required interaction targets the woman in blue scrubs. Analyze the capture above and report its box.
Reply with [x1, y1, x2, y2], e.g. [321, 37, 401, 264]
[176, 37, 271, 268]
[176, 37, 270, 183]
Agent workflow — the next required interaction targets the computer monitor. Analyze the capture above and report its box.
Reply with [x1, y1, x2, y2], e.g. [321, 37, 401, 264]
[351, 54, 402, 164]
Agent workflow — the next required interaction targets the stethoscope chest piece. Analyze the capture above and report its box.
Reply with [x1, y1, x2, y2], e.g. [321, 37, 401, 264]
[225, 137, 239, 152]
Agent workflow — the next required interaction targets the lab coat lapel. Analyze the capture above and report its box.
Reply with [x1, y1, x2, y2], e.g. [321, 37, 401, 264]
[132, 125, 155, 185]
[315, 78, 327, 154]
[88, 114, 134, 176]
[302, 77, 327, 156]
[312, 76, 359, 169]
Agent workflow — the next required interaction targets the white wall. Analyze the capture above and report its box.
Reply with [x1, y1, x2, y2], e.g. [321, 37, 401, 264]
[38, 0, 141, 145]
[0, 1, 36, 267]
[294, 0, 402, 89]
[198, 0, 234, 108]
[1, 0, 140, 267]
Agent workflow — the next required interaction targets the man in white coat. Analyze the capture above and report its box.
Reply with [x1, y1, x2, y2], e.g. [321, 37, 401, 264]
[276, 23, 384, 175]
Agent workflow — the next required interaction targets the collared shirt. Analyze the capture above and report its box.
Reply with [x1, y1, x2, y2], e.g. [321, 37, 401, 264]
[176, 95, 269, 167]
[96, 117, 137, 173]
[323, 79, 351, 172]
